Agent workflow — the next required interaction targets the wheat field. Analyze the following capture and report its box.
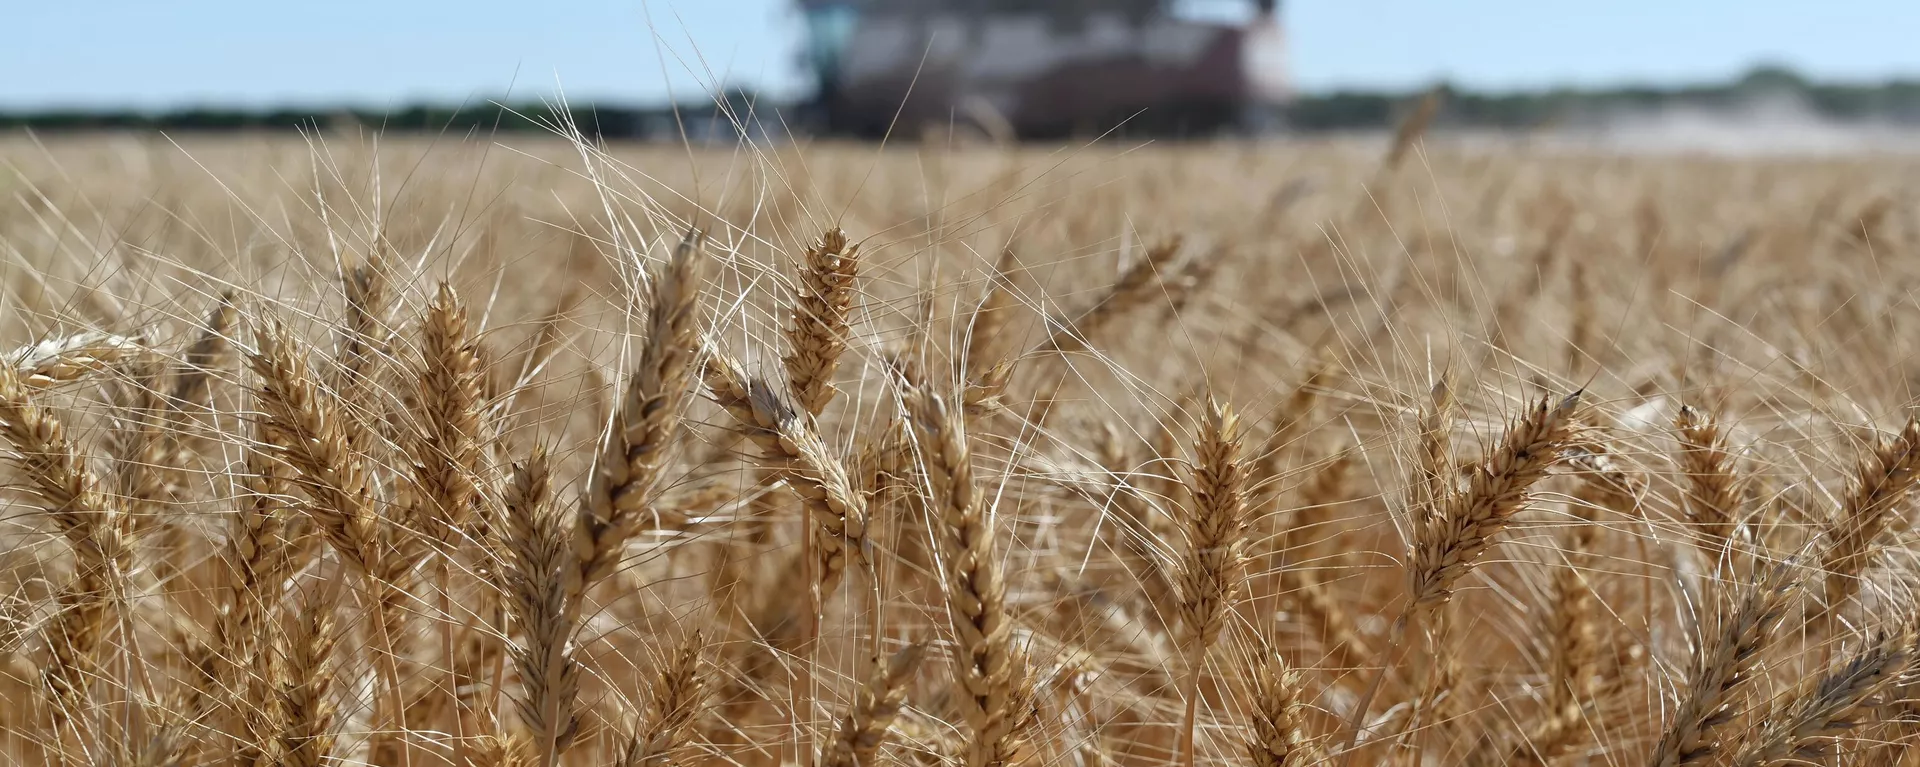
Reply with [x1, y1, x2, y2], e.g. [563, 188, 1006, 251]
[4, 125, 1920, 767]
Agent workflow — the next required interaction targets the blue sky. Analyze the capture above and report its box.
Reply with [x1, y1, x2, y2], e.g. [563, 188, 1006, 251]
[10, 1, 1920, 109]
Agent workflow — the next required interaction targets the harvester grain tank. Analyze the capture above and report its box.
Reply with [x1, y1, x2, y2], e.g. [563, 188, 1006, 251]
[798, 0, 1290, 138]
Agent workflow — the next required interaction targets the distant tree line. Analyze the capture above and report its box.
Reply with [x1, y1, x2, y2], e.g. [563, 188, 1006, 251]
[1286, 65, 1920, 131]
[9, 66, 1920, 138]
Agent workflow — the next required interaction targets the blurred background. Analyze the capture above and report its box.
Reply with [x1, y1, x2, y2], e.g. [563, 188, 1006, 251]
[11, 0, 1920, 149]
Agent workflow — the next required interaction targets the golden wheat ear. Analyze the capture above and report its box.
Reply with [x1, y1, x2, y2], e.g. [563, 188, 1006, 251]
[1175, 398, 1252, 767]
[1338, 391, 1581, 764]
[783, 227, 862, 417]
[579, 227, 707, 592]
[0, 359, 132, 735]
[618, 629, 710, 767]
[826, 640, 930, 767]
[1648, 557, 1804, 767]
[1674, 404, 1743, 561]
[7, 330, 145, 389]
[1246, 647, 1319, 767]
[907, 385, 1020, 767]
[274, 590, 343, 767]
[1731, 623, 1914, 767]
[1816, 417, 1920, 625]
[497, 448, 582, 766]
[406, 281, 489, 544]
[1407, 391, 1583, 613]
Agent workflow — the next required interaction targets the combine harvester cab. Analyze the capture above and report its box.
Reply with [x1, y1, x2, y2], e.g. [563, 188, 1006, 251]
[800, 0, 1290, 140]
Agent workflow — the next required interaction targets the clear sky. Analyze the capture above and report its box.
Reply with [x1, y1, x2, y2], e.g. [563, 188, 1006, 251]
[9, 1, 1920, 109]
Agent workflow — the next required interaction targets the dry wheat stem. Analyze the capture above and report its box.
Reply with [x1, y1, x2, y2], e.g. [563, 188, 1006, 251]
[1176, 399, 1252, 767]
[499, 449, 582, 767]
[911, 387, 1021, 767]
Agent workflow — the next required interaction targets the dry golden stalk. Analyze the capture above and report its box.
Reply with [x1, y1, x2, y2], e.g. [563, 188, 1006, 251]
[1674, 405, 1743, 558]
[1037, 238, 1182, 355]
[218, 444, 297, 684]
[248, 318, 414, 756]
[909, 387, 1020, 767]
[705, 354, 869, 590]
[1398, 615, 1465, 758]
[618, 631, 709, 767]
[1338, 393, 1580, 762]
[1407, 392, 1582, 613]
[274, 596, 342, 767]
[1647, 559, 1803, 767]
[783, 227, 861, 417]
[1818, 417, 1920, 618]
[580, 229, 706, 591]
[1732, 625, 1914, 767]
[248, 319, 385, 575]
[1247, 650, 1318, 767]
[7, 331, 144, 389]
[825, 641, 930, 767]
[407, 282, 488, 541]
[1176, 398, 1252, 649]
[1175, 399, 1251, 767]
[1567, 259, 1599, 374]
[499, 450, 582, 765]
[0, 362, 132, 722]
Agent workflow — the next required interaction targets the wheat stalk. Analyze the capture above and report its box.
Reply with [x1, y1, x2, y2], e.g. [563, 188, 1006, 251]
[1175, 398, 1251, 767]
[499, 449, 581, 766]
[1647, 558, 1804, 767]
[910, 386, 1022, 767]
[579, 229, 707, 591]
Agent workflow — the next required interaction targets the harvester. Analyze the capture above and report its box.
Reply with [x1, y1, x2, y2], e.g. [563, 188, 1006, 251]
[797, 0, 1289, 139]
